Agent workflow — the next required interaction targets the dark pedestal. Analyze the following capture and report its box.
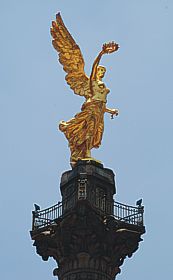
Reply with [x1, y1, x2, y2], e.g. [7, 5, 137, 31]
[60, 160, 116, 217]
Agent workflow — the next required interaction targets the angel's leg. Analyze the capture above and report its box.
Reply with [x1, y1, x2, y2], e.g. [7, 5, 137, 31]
[85, 139, 91, 158]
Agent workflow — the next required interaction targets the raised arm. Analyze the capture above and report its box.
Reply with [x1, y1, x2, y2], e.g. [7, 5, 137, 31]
[90, 51, 104, 81]
[90, 42, 119, 81]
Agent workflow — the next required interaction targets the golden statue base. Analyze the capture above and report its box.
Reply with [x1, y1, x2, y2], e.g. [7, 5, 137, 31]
[71, 157, 102, 168]
[81, 157, 102, 164]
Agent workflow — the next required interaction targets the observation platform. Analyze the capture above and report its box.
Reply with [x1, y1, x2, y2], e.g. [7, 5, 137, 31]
[31, 198, 144, 235]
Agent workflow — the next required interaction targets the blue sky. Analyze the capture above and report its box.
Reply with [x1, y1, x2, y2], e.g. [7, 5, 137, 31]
[0, 0, 173, 279]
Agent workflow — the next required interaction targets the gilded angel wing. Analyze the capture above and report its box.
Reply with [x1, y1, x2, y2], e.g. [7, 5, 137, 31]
[50, 13, 90, 98]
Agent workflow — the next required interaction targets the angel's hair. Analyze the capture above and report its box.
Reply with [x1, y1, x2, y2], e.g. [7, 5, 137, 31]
[97, 65, 106, 71]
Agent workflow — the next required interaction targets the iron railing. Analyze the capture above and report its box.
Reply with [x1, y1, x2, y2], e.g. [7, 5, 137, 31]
[113, 201, 144, 226]
[32, 198, 144, 231]
[32, 201, 63, 230]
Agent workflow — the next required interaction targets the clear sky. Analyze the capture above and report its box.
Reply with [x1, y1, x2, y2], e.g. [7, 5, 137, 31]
[0, 0, 173, 279]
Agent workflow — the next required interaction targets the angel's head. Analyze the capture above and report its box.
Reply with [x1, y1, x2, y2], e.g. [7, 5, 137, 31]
[96, 65, 106, 80]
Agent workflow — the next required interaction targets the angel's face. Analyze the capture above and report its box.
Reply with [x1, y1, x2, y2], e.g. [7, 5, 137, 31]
[97, 66, 106, 79]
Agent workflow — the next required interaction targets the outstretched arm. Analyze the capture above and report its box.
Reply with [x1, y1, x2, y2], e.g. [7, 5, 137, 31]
[105, 107, 119, 116]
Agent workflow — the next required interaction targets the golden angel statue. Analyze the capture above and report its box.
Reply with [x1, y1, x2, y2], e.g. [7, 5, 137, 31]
[51, 13, 119, 166]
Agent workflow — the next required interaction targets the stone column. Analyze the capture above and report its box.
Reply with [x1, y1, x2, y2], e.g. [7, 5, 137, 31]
[31, 161, 144, 280]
